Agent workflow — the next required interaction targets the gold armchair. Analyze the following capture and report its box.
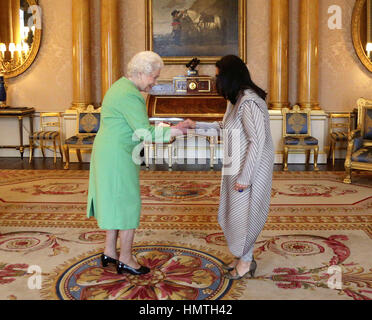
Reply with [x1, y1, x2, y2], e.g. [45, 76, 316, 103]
[282, 105, 319, 171]
[344, 98, 372, 183]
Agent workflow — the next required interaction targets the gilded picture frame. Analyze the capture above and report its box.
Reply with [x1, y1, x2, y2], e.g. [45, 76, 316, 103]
[1, 0, 42, 78]
[351, 0, 372, 73]
[145, 0, 247, 64]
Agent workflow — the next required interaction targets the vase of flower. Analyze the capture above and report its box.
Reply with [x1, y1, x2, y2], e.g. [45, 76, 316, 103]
[0, 75, 6, 108]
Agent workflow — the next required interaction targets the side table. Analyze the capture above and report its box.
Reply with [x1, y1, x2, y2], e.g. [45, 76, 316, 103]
[0, 107, 35, 159]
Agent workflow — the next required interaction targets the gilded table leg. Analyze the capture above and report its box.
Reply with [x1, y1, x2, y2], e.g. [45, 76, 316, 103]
[209, 137, 215, 169]
[76, 149, 82, 162]
[29, 115, 34, 160]
[168, 144, 172, 168]
[144, 143, 150, 168]
[18, 116, 24, 159]
[305, 149, 311, 166]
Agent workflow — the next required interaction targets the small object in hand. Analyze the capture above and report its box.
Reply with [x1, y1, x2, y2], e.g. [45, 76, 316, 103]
[239, 189, 244, 192]
[157, 122, 171, 127]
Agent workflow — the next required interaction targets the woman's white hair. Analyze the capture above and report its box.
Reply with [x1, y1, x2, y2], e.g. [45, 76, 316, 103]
[127, 51, 164, 78]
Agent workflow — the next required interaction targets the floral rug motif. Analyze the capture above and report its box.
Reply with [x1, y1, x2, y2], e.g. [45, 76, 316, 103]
[0, 170, 371, 300]
[53, 245, 231, 300]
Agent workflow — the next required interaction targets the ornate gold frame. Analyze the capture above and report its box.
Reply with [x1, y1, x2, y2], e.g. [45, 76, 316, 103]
[2, 0, 42, 79]
[145, 0, 247, 64]
[351, 0, 372, 73]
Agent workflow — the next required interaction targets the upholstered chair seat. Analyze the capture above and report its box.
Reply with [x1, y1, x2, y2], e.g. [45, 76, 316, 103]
[351, 147, 372, 163]
[284, 136, 318, 146]
[30, 131, 60, 140]
[65, 135, 96, 145]
[330, 131, 348, 141]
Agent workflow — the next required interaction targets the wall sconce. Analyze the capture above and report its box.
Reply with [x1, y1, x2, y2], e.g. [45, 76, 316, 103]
[0, 42, 32, 74]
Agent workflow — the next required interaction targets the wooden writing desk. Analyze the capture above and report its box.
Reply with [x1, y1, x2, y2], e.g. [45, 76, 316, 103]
[145, 79, 226, 168]
[146, 80, 227, 121]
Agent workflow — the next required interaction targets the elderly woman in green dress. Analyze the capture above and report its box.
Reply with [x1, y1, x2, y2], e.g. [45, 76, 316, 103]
[87, 51, 185, 276]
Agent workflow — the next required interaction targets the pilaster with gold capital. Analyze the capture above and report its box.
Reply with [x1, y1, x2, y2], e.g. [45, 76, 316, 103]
[269, 0, 289, 110]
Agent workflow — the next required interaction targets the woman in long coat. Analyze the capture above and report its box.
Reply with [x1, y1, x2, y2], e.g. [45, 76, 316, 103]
[87, 51, 185, 275]
[182, 55, 274, 279]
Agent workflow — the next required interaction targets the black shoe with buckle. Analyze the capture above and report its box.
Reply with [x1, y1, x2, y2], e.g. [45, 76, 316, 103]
[117, 261, 150, 275]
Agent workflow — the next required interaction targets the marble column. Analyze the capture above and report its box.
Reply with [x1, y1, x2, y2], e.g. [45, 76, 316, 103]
[298, 0, 320, 110]
[71, 0, 91, 110]
[101, 0, 120, 100]
[269, 0, 289, 110]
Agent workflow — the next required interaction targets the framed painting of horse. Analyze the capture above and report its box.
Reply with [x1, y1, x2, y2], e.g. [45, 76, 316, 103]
[145, 0, 247, 64]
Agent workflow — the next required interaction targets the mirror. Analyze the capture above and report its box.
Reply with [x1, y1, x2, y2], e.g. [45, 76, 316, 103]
[352, 0, 372, 72]
[0, 0, 42, 78]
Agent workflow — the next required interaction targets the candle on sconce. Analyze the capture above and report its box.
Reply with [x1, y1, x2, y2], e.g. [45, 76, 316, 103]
[16, 44, 23, 62]
[23, 27, 30, 41]
[367, 43, 372, 59]
[22, 43, 29, 55]
[0, 43, 6, 60]
[9, 43, 16, 59]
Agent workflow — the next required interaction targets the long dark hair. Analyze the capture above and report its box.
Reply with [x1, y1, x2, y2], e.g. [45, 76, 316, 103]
[215, 55, 267, 104]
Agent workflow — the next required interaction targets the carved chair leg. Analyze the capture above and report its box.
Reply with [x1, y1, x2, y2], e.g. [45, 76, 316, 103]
[328, 140, 332, 160]
[53, 140, 57, 164]
[313, 146, 319, 171]
[332, 141, 336, 166]
[57, 139, 63, 162]
[283, 146, 289, 171]
[344, 166, 352, 184]
[76, 149, 82, 162]
[29, 138, 33, 164]
[63, 145, 70, 169]
[40, 140, 45, 158]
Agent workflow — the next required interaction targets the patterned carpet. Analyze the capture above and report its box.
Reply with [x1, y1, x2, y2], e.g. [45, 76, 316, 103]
[0, 170, 371, 300]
